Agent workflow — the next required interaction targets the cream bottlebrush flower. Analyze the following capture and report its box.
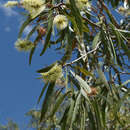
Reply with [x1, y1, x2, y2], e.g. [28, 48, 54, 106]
[21, 0, 44, 8]
[40, 64, 63, 82]
[66, 0, 91, 10]
[21, 0, 45, 18]
[4, 1, 18, 7]
[15, 39, 34, 51]
[30, 5, 46, 19]
[76, 0, 91, 10]
[53, 15, 68, 30]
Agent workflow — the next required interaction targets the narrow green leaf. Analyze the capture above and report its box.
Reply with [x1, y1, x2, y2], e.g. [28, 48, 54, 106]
[29, 46, 36, 65]
[114, 89, 130, 123]
[70, 70, 91, 94]
[18, 17, 32, 38]
[65, 14, 79, 33]
[50, 91, 71, 117]
[70, 92, 81, 128]
[109, 23, 121, 46]
[40, 26, 52, 56]
[86, 105, 96, 130]
[68, 75, 80, 90]
[83, 23, 90, 33]
[65, 67, 69, 92]
[103, 3, 119, 28]
[92, 99, 103, 130]
[80, 87, 90, 103]
[120, 80, 130, 87]
[116, 29, 130, 33]
[117, 88, 130, 107]
[110, 23, 130, 58]
[50, 29, 66, 45]
[119, 32, 130, 59]
[37, 82, 48, 104]
[40, 11, 53, 56]
[69, 0, 83, 34]
[109, 36, 117, 64]
[59, 106, 70, 130]
[76, 66, 94, 77]
[81, 103, 86, 130]
[96, 63, 109, 88]
[81, 116, 84, 130]
[29, 35, 41, 65]
[101, 28, 109, 55]
[92, 32, 101, 49]
[26, 25, 39, 40]
[61, 32, 73, 64]
[37, 62, 57, 73]
[40, 81, 55, 122]
[101, 98, 107, 128]
[66, 98, 75, 125]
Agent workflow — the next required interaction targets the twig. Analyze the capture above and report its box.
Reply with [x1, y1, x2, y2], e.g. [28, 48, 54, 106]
[115, 28, 130, 33]
[51, 3, 65, 10]
[64, 41, 101, 66]
[119, 71, 130, 75]
[82, 17, 101, 29]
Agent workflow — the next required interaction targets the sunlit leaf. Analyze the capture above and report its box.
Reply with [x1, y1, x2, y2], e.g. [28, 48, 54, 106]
[70, 70, 91, 94]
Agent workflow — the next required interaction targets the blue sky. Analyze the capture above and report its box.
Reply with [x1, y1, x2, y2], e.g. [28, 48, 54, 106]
[0, 0, 59, 128]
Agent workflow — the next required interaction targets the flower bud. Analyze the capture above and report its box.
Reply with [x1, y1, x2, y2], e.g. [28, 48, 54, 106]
[41, 64, 63, 82]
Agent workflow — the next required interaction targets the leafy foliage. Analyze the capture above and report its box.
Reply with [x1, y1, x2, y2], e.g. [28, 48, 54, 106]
[3, 0, 130, 129]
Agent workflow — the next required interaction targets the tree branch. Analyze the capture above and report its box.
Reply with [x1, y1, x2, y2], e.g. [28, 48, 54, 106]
[64, 41, 101, 66]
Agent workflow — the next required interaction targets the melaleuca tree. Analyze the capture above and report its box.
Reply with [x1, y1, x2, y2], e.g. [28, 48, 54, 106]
[0, 119, 19, 130]
[4, 0, 130, 129]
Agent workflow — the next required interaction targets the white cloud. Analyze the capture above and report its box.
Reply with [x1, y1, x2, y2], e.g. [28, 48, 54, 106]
[0, 2, 18, 17]
[0, 1, 36, 38]
[4, 27, 11, 32]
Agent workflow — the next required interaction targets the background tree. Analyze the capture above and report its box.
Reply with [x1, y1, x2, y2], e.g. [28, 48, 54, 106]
[0, 119, 19, 130]
[4, 0, 130, 129]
